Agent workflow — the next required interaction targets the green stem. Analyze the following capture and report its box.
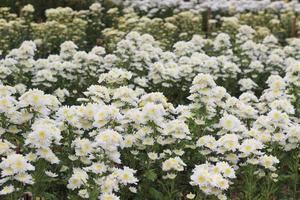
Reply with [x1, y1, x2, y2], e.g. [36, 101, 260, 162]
[244, 166, 256, 200]
[167, 179, 175, 199]
[293, 152, 299, 200]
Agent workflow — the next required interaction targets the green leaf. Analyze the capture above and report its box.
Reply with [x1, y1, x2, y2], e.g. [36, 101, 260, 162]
[43, 193, 58, 200]
[149, 187, 164, 200]
[145, 169, 157, 182]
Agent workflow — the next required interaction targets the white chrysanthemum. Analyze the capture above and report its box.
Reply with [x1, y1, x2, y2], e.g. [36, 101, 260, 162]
[190, 162, 234, 195]
[93, 105, 122, 128]
[78, 189, 89, 199]
[99, 193, 120, 200]
[67, 168, 89, 190]
[36, 148, 60, 164]
[25, 118, 61, 149]
[219, 114, 243, 132]
[45, 171, 58, 178]
[95, 129, 123, 151]
[84, 162, 107, 174]
[217, 134, 239, 152]
[259, 155, 279, 171]
[239, 139, 263, 156]
[15, 173, 34, 184]
[142, 103, 166, 124]
[116, 167, 138, 185]
[0, 154, 34, 176]
[72, 138, 94, 157]
[98, 68, 132, 85]
[162, 157, 186, 171]
[197, 135, 217, 150]
[190, 73, 216, 94]
[0, 185, 14, 195]
[19, 89, 60, 110]
[0, 140, 15, 155]
[163, 119, 190, 139]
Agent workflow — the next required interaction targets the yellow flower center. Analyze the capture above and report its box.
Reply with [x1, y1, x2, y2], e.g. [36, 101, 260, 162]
[225, 120, 233, 127]
[197, 175, 206, 183]
[15, 160, 25, 170]
[123, 173, 130, 180]
[38, 131, 46, 140]
[244, 145, 252, 152]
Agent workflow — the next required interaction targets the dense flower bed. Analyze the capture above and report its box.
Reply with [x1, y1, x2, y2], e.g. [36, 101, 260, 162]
[2, 0, 300, 57]
[1, 1, 300, 200]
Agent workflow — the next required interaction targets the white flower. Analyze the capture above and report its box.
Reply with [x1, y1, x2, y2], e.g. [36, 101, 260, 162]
[15, 173, 34, 184]
[78, 189, 89, 199]
[116, 167, 138, 185]
[162, 157, 186, 171]
[190, 73, 216, 93]
[98, 68, 132, 84]
[186, 193, 195, 199]
[216, 162, 236, 178]
[190, 162, 234, 195]
[217, 134, 239, 152]
[45, 171, 58, 178]
[19, 89, 60, 111]
[0, 140, 15, 156]
[84, 162, 107, 174]
[25, 118, 61, 149]
[72, 138, 94, 157]
[0, 154, 34, 176]
[93, 105, 122, 128]
[238, 78, 257, 91]
[129, 187, 137, 193]
[163, 119, 190, 139]
[219, 114, 243, 132]
[259, 155, 279, 171]
[99, 193, 120, 200]
[0, 185, 14, 195]
[148, 152, 158, 160]
[142, 103, 166, 124]
[36, 148, 60, 164]
[67, 168, 89, 190]
[95, 129, 123, 151]
[197, 135, 217, 150]
[239, 139, 263, 156]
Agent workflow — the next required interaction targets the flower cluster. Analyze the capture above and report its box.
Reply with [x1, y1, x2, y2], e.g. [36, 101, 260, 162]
[0, 3, 103, 57]
[112, 0, 300, 14]
[1, 1, 300, 200]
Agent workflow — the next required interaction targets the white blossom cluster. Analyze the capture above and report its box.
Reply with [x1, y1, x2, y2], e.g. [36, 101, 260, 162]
[0, 61, 299, 199]
[0, 3, 103, 57]
[1, 1, 300, 200]
[111, 0, 300, 14]
[2, 26, 300, 105]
